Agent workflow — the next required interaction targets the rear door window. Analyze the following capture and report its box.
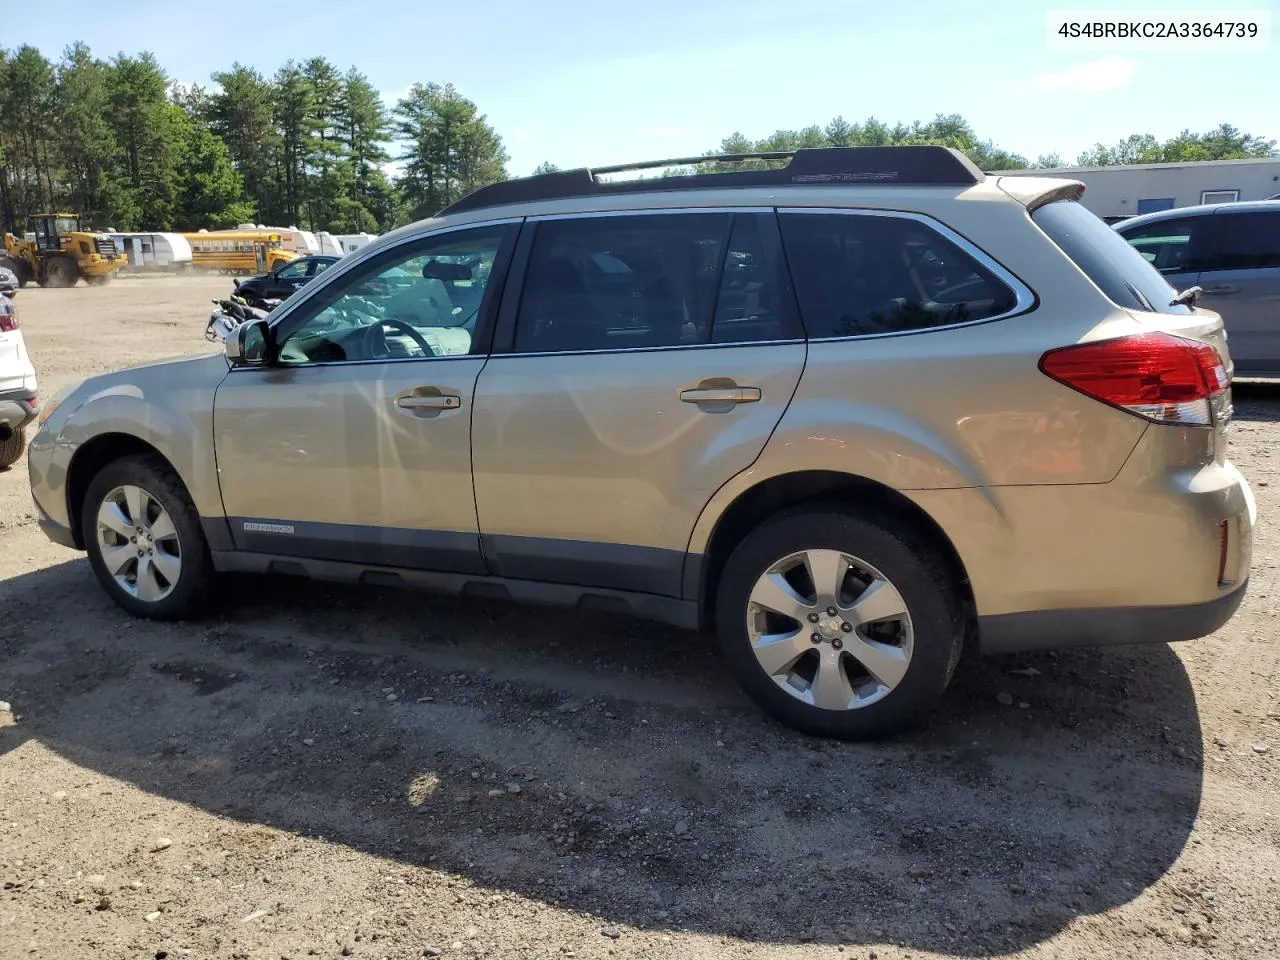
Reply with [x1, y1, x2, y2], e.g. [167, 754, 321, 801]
[1036, 200, 1192, 315]
[778, 211, 1019, 339]
[514, 213, 729, 353]
[711, 213, 804, 344]
[1205, 211, 1280, 270]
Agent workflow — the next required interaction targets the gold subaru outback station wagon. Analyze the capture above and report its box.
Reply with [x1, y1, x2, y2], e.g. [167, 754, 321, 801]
[28, 146, 1255, 739]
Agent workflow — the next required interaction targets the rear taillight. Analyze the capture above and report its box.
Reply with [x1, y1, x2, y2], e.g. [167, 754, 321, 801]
[1039, 332, 1228, 426]
[0, 314, 17, 332]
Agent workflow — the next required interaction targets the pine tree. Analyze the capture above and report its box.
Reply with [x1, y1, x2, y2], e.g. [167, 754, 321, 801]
[272, 62, 314, 225]
[302, 57, 346, 231]
[210, 64, 279, 223]
[55, 43, 130, 227]
[104, 53, 187, 228]
[0, 46, 57, 225]
[394, 83, 507, 220]
[336, 68, 391, 231]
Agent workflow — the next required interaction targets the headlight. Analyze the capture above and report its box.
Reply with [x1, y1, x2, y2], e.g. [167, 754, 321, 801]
[37, 379, 83, 427]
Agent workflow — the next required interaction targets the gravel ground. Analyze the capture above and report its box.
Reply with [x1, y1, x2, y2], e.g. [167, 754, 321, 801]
[1, 275, 1278, 960]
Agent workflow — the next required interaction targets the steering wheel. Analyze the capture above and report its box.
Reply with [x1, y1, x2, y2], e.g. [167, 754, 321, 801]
[362, 318, 436, 359]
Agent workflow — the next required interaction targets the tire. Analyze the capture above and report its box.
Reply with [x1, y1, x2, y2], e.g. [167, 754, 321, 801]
[44, 256, 78, 288]
[715, 507, 963, 740]
[0, 428, 24, 469]
[81, 453, 216, 619]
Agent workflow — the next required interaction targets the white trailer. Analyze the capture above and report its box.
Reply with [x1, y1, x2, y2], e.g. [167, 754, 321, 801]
[316, 232, 343, 256]
[107, 232, 193, 271]
[316, 232, 376, 256]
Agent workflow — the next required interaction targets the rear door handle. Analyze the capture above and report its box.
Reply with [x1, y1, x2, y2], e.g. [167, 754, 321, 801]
[679, 386, 761, 404]
[396, 394, 461, 410]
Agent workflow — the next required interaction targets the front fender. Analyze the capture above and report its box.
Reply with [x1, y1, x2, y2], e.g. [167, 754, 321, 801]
[40, 355, 229, 524]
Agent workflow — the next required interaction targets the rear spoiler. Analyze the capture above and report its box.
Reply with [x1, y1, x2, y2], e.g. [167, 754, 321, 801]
[994, 176, 1086, 212]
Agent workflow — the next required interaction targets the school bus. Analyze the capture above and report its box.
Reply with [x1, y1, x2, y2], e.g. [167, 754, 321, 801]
[181, 230, 299, 276]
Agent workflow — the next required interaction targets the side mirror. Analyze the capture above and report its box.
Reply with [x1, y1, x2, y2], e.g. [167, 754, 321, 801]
[225, 318, 270, 366]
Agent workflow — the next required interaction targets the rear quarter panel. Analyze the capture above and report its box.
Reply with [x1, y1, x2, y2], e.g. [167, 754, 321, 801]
[687, 201, 1158, 579]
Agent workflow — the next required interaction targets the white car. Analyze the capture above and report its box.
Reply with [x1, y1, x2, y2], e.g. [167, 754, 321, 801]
[0, 266, 38, 469]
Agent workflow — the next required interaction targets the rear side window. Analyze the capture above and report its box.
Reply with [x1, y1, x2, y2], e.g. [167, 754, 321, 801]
[1207, 211, 1280, 270]
[1036, 200, 1191, 315]
[1117, 217, 1208, 275]
[778, 212, 1017, 339]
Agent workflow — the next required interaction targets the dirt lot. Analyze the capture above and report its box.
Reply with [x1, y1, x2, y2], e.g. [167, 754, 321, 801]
[1, 275, 1278, 960]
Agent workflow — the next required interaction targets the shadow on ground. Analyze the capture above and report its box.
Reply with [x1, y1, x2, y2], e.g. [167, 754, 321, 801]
[1, 556, 1205, 954]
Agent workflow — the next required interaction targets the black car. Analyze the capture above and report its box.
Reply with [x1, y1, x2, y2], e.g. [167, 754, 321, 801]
[235, 255, 339, 301]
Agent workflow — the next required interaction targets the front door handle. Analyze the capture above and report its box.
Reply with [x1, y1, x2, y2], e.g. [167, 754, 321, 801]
[1202, 284, 1240, 296]
[679, 386, 761, 404]
[396, 393, 461, 410]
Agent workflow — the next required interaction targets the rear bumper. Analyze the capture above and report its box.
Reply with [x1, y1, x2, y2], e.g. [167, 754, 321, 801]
[909, 430, 1255, 652]
[0, 388, 38, 431]
[978, 579, 1247, 654]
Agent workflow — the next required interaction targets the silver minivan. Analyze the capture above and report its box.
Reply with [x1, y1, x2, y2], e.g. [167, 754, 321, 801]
[1116, 201, 1280, 377]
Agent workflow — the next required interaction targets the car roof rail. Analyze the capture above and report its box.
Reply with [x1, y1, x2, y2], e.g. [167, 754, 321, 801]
[439, 145, 985, 216]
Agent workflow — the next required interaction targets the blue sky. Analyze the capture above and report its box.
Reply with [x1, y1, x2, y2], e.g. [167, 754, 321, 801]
[6, 0, 1277, 175]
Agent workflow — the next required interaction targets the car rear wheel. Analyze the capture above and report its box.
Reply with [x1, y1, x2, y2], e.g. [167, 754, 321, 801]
[82, 454, 215, 619]
[715, 507, 963, 740]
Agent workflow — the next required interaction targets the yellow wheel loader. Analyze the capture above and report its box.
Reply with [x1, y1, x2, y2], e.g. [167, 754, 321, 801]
[1, 213, 128, 288]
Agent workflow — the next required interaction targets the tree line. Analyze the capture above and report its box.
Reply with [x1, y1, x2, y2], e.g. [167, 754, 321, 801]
[2, 42, 1275, 236]
[0, 44, 508, 234]
[698, 116, 1276, 171]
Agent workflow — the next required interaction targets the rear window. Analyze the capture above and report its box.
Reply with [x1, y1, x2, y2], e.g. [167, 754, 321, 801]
[1033, 200, 1191, 315]
[779, 212, 1018, 339]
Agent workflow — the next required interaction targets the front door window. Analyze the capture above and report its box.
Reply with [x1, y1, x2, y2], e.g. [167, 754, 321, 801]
[276, 227, 509, 364]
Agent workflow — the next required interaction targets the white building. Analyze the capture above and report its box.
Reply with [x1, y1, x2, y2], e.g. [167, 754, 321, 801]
[993, 157, 1280, 222]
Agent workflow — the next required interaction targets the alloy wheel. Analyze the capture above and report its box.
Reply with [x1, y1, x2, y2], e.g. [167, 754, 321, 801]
[95, 484, 182, 602]
[745, 548, 914, 710]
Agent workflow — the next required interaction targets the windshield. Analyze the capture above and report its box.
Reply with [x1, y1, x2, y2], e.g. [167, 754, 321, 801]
[1032, 200, 1192, 315]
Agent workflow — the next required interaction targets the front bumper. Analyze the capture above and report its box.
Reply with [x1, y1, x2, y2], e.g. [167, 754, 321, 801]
[27, 418, 74, 542]
[34, 496, 77, 549]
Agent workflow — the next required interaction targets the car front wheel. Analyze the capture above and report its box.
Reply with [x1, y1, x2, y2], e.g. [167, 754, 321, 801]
[81, 454, 215, 619]
[715, 507, 963, 740]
